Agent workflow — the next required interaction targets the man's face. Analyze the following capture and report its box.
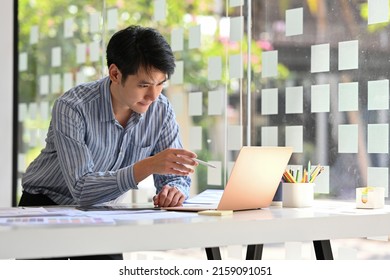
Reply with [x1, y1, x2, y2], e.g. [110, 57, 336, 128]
[111, 66, 167, 114]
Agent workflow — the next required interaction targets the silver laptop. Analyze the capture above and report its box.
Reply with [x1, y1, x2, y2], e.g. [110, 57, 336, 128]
[165, 146, 293, 211]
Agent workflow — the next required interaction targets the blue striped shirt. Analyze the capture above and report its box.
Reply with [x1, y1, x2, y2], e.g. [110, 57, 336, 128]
[22, 76, 190, 206]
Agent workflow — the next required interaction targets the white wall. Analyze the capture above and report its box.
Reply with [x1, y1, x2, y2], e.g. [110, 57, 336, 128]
[0, 0, 14, 207]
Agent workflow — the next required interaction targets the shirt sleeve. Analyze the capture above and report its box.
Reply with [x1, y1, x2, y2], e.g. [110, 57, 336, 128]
[52, 100, 136, 206]
[151, 100, 191, 199]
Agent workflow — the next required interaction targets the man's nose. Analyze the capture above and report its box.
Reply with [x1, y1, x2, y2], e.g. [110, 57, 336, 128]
[146, 86, 160, 100]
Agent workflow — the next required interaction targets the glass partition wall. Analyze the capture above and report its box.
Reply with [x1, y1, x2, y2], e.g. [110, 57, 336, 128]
[16, 0, 390, 205]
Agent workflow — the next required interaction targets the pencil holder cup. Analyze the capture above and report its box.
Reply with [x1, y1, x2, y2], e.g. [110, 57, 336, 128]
[282, 183, 315, 208]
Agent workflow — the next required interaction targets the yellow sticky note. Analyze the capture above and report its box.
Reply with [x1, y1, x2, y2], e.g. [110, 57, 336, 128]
[198, 210, 233, 216]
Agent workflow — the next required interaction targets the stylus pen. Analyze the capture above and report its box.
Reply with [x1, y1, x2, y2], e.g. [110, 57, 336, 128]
[194, 158, 216, 168]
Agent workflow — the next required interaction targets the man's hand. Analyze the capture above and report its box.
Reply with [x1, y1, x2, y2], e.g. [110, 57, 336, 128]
[153, 185, 185, 207]
[133, 148, 198, 184]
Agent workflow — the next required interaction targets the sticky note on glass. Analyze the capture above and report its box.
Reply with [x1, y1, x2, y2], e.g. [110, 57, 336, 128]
[338, 82, 358, 112]
[311, 84, 330, 113]
[368, 79, 389, 110]
[19, 52, 28, 72]
[311, 43, 329, 73]
[368, 0, 389, 25]
[338, 124, 358, 153]
[208, 56, 222, 81]
[189, 91, 203, 116]
[208, 90, 224, 115]
[229, 0, 243, 7]
[107, 8, 118, 31]
[51, 47, 62, 67]
[262, 51, 278, 78]
[261, 88, 278, 115]
[89, 12, 100, 33]
[230, 16, 243, 42]
[338, 40, 358, 71]
[285, 8, 303, 36]
[228, 125, 242, 150]
[207, 161, 222, 186]
[63, 72, 74, 92]
[261, 126, 278, 147]
[154, 0, 166, 21]
[76, 43, 87, 64]
[30, 25, 39, 45]
[368, 124, 388, 153]
[89, 41, 100, 62]
[285, 126, 303, 153]
[51, 74, 61, 94]
[64, 18, 74, 38]
[170, 60, 183, 84]
[229, 54, 243, 78]
[189, 126, 202, 151]
[171, 28, 184, 52]
[285, 86, 303, 114]
[39, 75, 49, 95]
[189, 25, 201, 49]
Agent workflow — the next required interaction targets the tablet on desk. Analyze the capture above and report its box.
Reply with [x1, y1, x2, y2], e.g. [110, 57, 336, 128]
[76, 204, 161, 211]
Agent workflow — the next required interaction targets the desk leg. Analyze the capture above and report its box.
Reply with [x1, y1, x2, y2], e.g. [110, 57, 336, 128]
[246, 244, 263, 260]
[205, 247, 222, 260]
[313, 240, 334, 260]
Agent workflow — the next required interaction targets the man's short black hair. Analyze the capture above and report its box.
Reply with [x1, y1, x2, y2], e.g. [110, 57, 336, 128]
[106, 25, 175, 81]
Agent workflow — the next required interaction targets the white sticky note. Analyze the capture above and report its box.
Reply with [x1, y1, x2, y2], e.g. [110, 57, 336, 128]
[261, 88, 278, 115]
[261, 126, 278, 146]
[338, 82, 359, 111]
[208, 90, 224, 115]
[76, 43, 87, 64]
[208, 56, 222, 81]
[170, 92, 184, 116]
[368, 167, 389, 197]
[368, 0, 389, 25]
[51, 47, 61, 67]
[229, 54, 243, 78]
[230, 16, 243, 42]
[262, 50, 278, 78]
[228, 125, 242, 151]
[28, 103, 38, 120]
[338, 124, 358, 153]
[189, 126, 202, 151]
[89, 13, 100, 33]
[189, 91, 203, 116]
[368, 124, 388, 153]
[40, 101, 49, 121]
[311, 43, 329, 73]
[285, 126, 303, 153]
[18, 103, 28, 122]
[18, 153, 26, 173]
[170, 60, 183, 85]
[154, 0, 166, 21]
[229, 0, 243, 7]
[189, 25, 201, 49]
[207, 161, 222, 186]
[107, 8, 118, 31]
[19, 52, 28, 72]
[89, 41, 100, 62]
[171, 28, 184, 52]
[338, 40, 358, 70]
[39, 75, 49, 95]
[227, 161, 235, 178]
[63, 72, 74, 92]
[311, 84, 330, 113]
[64, 18, 74, 38]
[368, 79, 389, 110]
[286, 8, 303, 36]
[286, 86, 303, 114]
[314, 165, 329, 194]
[30, 25, 39, 45]
[51, 74, 61, 94]
[76, 70, 85, 85]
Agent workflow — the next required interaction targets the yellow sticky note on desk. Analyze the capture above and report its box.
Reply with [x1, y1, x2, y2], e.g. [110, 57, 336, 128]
[198, 210, 233, 216]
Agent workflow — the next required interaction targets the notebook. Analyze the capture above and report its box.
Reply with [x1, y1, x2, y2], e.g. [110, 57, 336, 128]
[164, 146, 293, 212]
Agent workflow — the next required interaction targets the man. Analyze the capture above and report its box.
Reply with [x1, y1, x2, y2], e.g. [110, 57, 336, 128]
[20, 25, 198, 259]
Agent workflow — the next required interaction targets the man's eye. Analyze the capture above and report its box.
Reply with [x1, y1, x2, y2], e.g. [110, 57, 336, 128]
[138, 84, 149, 88]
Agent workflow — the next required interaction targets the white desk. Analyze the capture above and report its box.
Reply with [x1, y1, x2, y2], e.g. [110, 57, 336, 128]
[1, 200, 390, 260]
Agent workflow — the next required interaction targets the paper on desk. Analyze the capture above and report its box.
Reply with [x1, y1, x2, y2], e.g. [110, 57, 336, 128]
[184, 189, 223, 204]
[0, 216, 115, 226]
[84, 210, 197, 222]
[0, 207, 85, 218]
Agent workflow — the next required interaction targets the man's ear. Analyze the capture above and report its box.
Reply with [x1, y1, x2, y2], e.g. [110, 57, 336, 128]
[108, 64, 121, 84]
